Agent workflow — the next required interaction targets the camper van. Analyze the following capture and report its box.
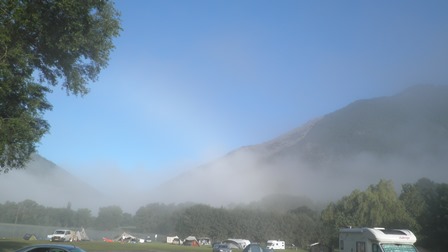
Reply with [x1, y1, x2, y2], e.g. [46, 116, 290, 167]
[266, 240, 285, 250]
[339, 227, 418, 252]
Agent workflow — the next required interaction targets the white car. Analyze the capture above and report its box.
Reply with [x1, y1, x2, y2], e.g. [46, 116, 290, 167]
[48, 229, 75, 242]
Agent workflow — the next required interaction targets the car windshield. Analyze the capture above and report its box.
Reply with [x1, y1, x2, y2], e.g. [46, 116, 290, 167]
[70, 249, 87, 252]
[54, 230, 65, 234]
[244, 245, 264, 252]
[15, 246, 87, 252]
[381, 244, 418, 252]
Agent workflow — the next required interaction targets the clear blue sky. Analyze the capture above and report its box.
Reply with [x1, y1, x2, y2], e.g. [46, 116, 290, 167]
[38, 0, 448, 186]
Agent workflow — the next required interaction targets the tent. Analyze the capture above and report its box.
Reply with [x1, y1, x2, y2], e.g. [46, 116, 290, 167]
[183, 236, 199, 246]
[103, 237, 114, 242]
[167, 236, 181, 244]
[75, 227, 90, 241]
[114, 232, 139, 243]
[198, 237, 211, 245]
[223, 240, 241, 249]
[23, 233, 37, 240]
[224, 239, 251, 249]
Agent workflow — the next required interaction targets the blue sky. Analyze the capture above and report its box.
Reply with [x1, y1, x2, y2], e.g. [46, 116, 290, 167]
[38, 0, 448, 187]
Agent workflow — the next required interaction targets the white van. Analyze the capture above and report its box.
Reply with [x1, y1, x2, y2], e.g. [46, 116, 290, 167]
[339, 227, 418, 252]
[266, 240, 285, 250]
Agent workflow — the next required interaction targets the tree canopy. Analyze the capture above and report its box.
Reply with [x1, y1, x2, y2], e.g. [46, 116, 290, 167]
[0, 0, 121, 172]
[0, 178, 447, 251]
[320, 179, 418, 246]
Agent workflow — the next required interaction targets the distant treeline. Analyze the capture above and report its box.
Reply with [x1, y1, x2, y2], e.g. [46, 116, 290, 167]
[1, 178, 447, 251]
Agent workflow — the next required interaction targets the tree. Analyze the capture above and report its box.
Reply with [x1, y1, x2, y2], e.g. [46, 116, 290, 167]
[95, 205, 123, 230]
[0, 201, 19, 223]
[15, 199, 40, 224]
[74, 208, 93, 228]
[429, 183, 448, 251]
[0, 0, 121, 172]
[134, 203, 177, 234]
[403, 178, 448, 251]
[176, 204, 215, 238]
[399, 182, 426, 234]
[321, 180, 417, 248]
[286, 206, 320, 248]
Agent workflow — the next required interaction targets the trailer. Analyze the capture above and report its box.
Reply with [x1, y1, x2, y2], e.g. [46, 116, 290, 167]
[339, 227, 418, 252]
[266, 240, 285, 250]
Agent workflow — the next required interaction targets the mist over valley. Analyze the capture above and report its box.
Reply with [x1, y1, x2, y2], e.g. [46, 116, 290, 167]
[1, 85, 447, 214]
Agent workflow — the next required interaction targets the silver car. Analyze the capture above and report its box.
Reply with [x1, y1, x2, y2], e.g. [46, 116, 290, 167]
[213, 243, 232, 252]
[15, 244, 87, 252]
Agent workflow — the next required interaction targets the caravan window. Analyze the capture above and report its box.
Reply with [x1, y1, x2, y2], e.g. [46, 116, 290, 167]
[381, 244, 418, 252]
[372, 244, 380, 252]
[356, 242, 365, 252]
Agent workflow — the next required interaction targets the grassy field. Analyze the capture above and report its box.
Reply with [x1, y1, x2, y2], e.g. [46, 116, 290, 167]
[1, 239, 204, 252]
[0, 223, 309, 252]
[0, 239, 309, 252]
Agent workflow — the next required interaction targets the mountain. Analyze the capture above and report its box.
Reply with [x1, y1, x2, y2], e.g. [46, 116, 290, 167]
[2, 85, 447, 212]
[151, 85, 448, 206]
[0, 154, 104, 210]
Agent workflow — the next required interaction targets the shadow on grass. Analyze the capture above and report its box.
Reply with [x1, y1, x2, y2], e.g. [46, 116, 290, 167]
[0, 240, 29, 252]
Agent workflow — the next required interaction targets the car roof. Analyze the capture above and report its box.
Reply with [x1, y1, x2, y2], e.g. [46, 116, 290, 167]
[15, 244, 84, 252]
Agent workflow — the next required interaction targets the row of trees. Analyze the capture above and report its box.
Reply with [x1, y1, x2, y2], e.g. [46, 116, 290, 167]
[1, 178, 447, 251]
[0, 201, 134, 230]
[319, 178, 448, 251]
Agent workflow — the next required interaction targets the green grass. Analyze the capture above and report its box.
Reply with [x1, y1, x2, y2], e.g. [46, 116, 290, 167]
[1, 239, 199, 252]
[0, 239, 308, 252]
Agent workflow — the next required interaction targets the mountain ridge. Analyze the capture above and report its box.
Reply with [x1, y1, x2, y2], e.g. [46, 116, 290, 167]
[151, 84, 448, 206]
[1, 85, 447, 212]
[0, 154, 105, 211]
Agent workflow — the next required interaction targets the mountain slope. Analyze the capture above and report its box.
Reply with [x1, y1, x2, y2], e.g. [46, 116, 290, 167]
[152, 85, 448, 206]
[0, 154, 104, 210]
[277, 85, 448, 166]
[3, 85, 447, 211]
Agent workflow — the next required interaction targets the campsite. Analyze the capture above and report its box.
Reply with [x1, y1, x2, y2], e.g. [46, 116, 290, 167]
[0, 223, 308, 252]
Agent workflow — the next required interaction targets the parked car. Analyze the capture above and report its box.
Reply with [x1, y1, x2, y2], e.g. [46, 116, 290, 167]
[243, 244, 270, 252]
[213, 243, 232, 252]
[48, 229, 76, 242]
[15, 244, 87, 252]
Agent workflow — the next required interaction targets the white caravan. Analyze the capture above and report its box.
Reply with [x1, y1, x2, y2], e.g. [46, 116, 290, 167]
[266, 240, 285, 250]
[339, 227, 419, 252]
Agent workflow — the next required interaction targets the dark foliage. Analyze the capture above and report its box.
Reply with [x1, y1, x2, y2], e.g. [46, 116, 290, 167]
[0, 178, 446, 251]
[0, 0, 121, 172]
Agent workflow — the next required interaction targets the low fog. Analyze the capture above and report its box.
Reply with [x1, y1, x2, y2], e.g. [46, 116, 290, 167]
[1, 144, 445, 215]
[2, 86, 448, 214]
[2, 89, 448, 215]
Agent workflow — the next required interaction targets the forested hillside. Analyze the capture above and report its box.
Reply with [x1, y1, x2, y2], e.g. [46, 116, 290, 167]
[1, 178, 447, 251]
